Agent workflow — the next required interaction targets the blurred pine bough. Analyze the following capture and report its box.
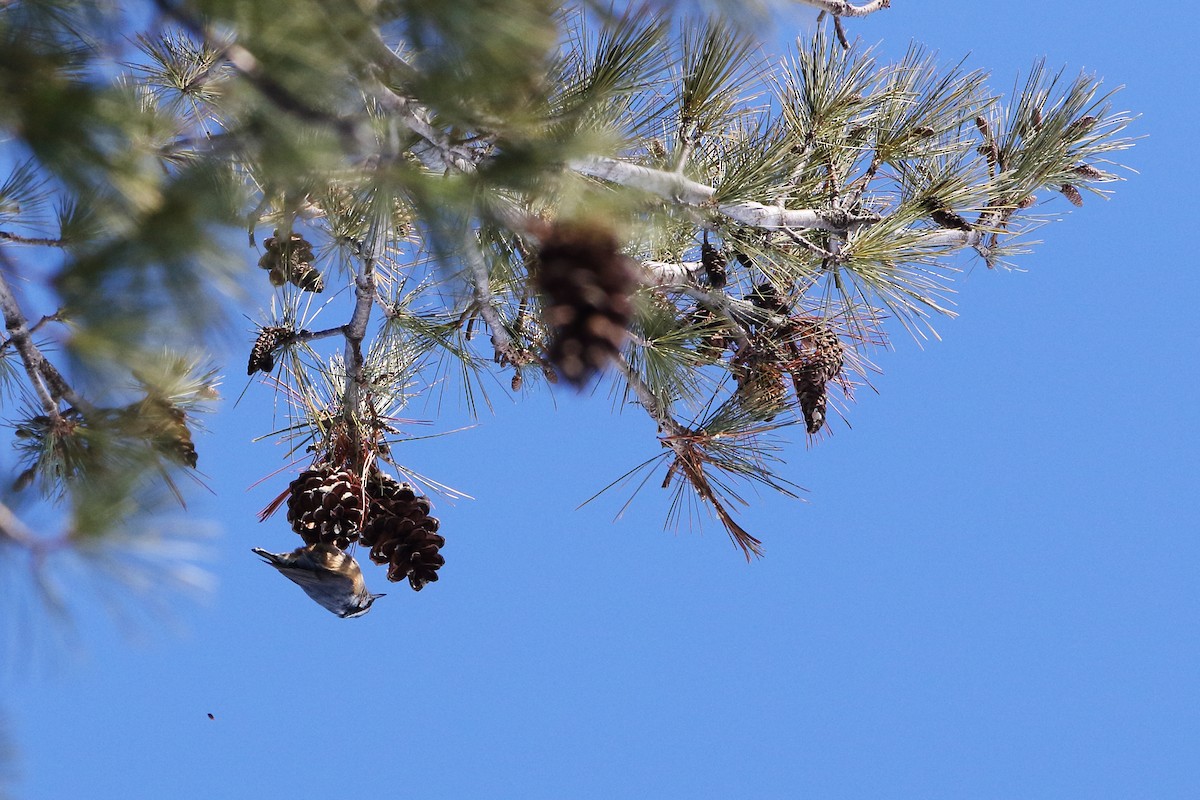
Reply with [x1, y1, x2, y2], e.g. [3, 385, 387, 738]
[0, 0, 1134, 608]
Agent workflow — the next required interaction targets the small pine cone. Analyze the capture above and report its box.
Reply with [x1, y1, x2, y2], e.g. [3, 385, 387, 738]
[1064, 115, 1097, 140]
[929, 207, 971, 231]
[701, 241, 727, 289]
[1073, 163, 1104, 180]
[289, 261, 324, 292]
[1060, 184, 1084, 207]
[259, 232, 324, 293]
[747, 283, 789, 315]
[793, 322, 845, 434]
[532, 222, 637, 387]
[287, 467, 364, 546]
[248, 325, 292, 375]
[686, 305, 730, 359]
[1018, 195, 1037, 209]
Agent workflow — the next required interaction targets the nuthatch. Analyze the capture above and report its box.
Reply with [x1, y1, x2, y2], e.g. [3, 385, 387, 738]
[252, 543, 384, 618]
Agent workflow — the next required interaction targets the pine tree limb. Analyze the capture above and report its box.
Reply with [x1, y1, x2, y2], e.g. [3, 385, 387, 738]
[0, 268, 66, 416]
[364, 76, 481, 174]
[570, 156, 881, 233]
[612, 351, 685, 437]
[641, 260, 789, 340]
[799, 0, 891, 16]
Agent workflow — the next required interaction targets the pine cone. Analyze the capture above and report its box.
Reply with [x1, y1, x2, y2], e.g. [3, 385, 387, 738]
[248, 325, 292, 375]
[701, 241, 727, 289]
[258, 232, 324, 292]
[792, 321, 845, 434]
[929, 207, 972, 230]
[362, 473, 444, 591]
[1064, 115, 1097, 140]
[385, 528, 446, 591]
[734, 343, 788, 421]
[287, 466, 364, 549]
[686, 305, 730, 359]
[747, 282, 789, 315]
[533, 222, 637, 387]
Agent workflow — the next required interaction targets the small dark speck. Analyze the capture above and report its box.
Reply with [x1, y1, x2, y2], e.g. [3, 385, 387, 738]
[207, 713, 215, 720]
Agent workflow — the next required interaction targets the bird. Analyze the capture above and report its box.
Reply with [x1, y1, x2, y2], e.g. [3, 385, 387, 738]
[252, 543, 385, 618]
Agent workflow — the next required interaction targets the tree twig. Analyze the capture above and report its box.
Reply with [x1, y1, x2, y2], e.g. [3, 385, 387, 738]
[0, 309, 63, 354]
[0, 231, 69, 247]
[612, 352, 685, 437]
[0, 268, 62, 415]
[461, 230, 521, 366]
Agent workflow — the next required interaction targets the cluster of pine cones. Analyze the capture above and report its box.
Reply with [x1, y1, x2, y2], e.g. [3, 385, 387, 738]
[285, 465, 444, 591]
[728, 281, 847, 433]
[258, 231, 324, 292]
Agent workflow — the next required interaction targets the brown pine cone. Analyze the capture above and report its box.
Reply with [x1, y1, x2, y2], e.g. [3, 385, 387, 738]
[361, 471, 444, 590]
[258, 232, 324, 292]
[734, 343, 788, 421]
[247, 325, 292, 375]
[791, 321, 845, 434]
[532, 222, 637, 387]
[385, 526, 447, 591]
[287, 466, 364, 548]
[701, 241, 727, 289]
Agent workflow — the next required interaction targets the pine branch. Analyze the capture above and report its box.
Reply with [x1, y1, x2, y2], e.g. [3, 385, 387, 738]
[151, 0, 370, 148]
[364, 74, 482, 174]
[570, 156, 881, 233]
[800, 0, 892, 16]
[0, 501, 41, 550]
[0, 310, 63, 354]
[462, 230, 522, 367]
[613, 354, 766, 560]
[0, 268, 71, 415]
[641, 260, 782, 351]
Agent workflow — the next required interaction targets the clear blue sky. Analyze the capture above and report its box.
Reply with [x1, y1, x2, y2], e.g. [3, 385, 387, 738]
[5, 2, 1198, 798]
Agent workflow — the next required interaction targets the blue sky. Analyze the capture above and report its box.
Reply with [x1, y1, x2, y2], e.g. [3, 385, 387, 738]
[4, 1, 1199, 798]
